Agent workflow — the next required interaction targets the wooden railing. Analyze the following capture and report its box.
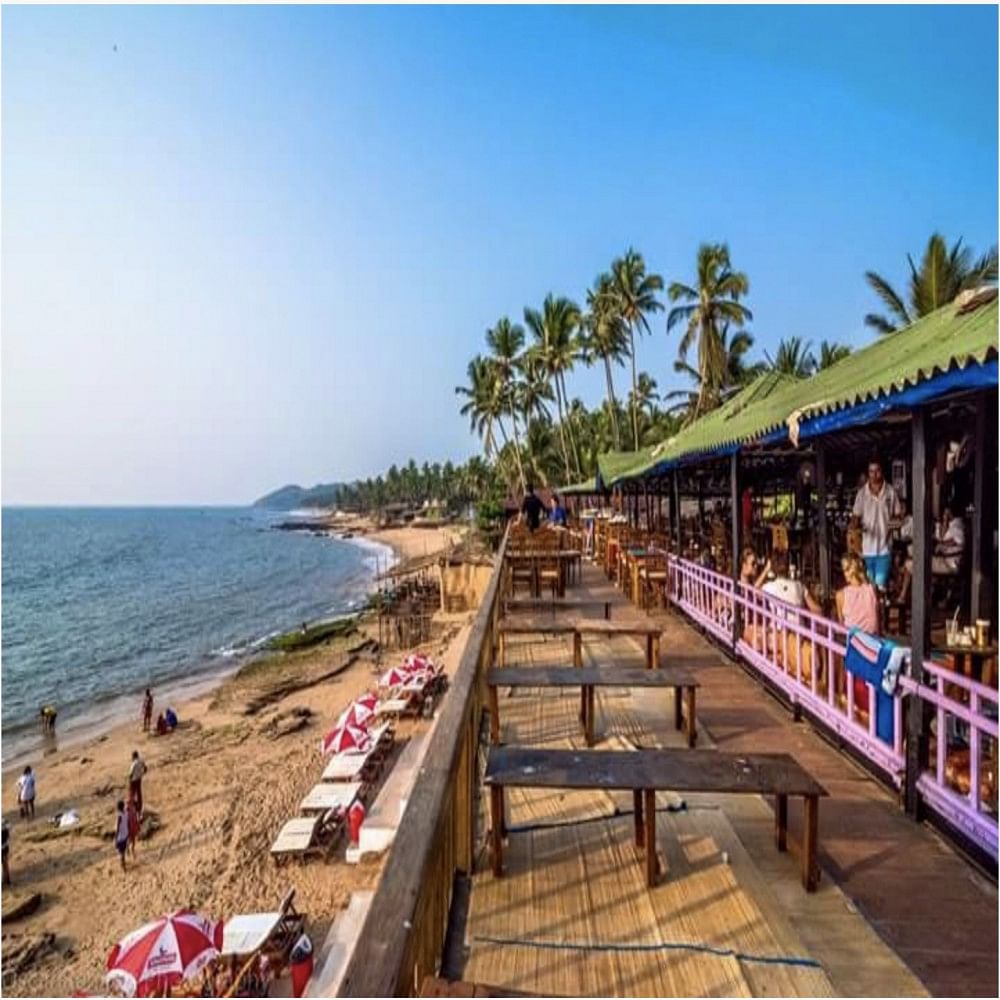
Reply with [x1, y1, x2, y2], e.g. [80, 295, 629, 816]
[338, 528, 509, 997]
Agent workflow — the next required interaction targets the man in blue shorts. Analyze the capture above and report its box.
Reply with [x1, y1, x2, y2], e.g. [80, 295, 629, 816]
[852, 458, 901, 590]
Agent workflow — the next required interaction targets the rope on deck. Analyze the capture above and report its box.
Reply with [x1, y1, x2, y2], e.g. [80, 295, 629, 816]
[471, 933, 823, 970]
[505, 801, 719, 834]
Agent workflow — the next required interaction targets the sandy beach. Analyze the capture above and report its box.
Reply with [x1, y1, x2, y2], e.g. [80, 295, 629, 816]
[1, 521, 471, 996]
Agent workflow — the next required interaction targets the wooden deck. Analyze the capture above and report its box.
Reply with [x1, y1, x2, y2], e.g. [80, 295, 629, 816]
[454, 563, 996, 997]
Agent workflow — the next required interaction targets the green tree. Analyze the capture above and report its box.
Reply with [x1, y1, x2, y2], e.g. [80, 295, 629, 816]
[609, 249, 664, 451]
[667, 243, 752, 420]
[486, 317, 528, 492]
[524, 294, 582, 480]
[765, 337, 815, 378]
[581, 273, 629, 449]
[817, 340, 851, 370]
[864, 233, 998, 334]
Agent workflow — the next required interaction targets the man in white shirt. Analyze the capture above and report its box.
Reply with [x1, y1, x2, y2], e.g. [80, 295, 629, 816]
[852, 460, 901, 589]
[932, 507, 966, 575]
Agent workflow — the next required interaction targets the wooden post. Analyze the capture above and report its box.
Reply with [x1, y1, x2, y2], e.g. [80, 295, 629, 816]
[643, 789, 658, 887]
[730, 451, 741, 648]
[774, 793, 788, 851]
[815, 442, 831, 602]
[970, 391, 995, 623]
[633, 789, 644, 847]
[671, 470, 681, 554]
[907, 407, 933, 816]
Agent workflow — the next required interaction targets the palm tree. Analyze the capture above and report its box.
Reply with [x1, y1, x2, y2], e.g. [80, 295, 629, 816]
[455, 355, 498, 457]
[817, 340, 851, 370]
[524, 294, 582, 480]
[865, 233, 998, 334]
[665, 325, 759, 421]
[628, 372, 659, 419]
[765, 337, 816, 378]
[609, 250, 664, 451]
[581, 273, 629, 449]
[667, 243, 752, 420]
[486, 317, 528, 492]
[519, 351, 555, 425]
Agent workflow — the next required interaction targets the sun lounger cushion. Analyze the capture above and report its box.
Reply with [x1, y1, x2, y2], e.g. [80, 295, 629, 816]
[270, 816, 320, 856]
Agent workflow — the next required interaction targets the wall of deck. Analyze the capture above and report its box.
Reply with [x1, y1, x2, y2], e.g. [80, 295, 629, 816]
[337, 530, 508, 997]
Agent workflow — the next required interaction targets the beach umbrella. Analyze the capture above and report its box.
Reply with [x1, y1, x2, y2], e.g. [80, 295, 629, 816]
[105, 910, 222, 998]
[320, 722, 373, 757]
[404, 653, 435, 674]
[336, 692, 379, 728]
[378, 665, 414, 689]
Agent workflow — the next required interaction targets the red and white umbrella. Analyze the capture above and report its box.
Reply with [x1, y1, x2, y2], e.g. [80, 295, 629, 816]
[321, 722, 373, 757]
[105, 910, 222, 998]
[336, 693, 378, 729]
[405, 653, 435, 674]
[378, 665, 414, 689]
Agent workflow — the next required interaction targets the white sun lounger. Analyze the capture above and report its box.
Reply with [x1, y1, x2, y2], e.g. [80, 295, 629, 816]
[222, 911, 284, 956]
[321, 725, 393, 781]
[270, 816, 321, 858]
[300, 781, 362, 815]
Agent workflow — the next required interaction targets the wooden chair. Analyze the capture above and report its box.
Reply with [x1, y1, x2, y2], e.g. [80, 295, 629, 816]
[640, 553, 670, 610]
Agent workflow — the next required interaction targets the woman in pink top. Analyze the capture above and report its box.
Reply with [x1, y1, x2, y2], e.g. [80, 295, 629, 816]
[836, 553, 880, 712]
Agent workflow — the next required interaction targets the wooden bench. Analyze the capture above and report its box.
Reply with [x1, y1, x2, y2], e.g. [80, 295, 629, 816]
[497, 617, 577, 667]
[574, 618, 663, 671]
[497, 617, 664, 670]
[503, 596, 612, 619]
[487, 666, 698, 747]
[485, 746, 827, 890]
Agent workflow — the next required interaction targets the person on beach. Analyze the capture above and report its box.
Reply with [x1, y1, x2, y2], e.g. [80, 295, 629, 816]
[16, 766, 36, 819]
[155, 712, 169, 736]
[2, 822, 11, 886]
[39, 705, 58, 733]
[128, 750, 147, 815]
[142, 688, 154, 732]
[519, 481, 545, 533]
[114, 800, 130, 872]
[125, 796, 140, 857]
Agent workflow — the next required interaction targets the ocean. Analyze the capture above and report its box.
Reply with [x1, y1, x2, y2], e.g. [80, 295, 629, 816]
[0, 507, 393, 764]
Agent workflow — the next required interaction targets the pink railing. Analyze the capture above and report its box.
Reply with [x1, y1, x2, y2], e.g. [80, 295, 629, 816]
[666, 555, 998, 860]
[900, 663, 998, 858]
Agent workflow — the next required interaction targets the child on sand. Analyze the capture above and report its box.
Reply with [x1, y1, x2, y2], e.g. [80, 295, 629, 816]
[114, 800, 130, 872]
[17, 766, 36, 819]
[125, 797, 140, 857]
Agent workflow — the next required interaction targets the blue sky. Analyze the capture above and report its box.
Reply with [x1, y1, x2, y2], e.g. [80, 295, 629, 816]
[2, 4, 997, 505]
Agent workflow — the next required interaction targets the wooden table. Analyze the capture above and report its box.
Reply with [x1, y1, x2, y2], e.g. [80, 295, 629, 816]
[487, 666, 699, 747]
[497, 617, 664, 670]
[485, 746, 827, 890]
[932, 643, 998, 686]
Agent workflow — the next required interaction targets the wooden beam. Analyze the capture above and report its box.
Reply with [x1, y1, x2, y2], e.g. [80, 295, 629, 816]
[906, 408, 933, 816]
[670, 470, 680, 553]
[815, 443, 831, 601]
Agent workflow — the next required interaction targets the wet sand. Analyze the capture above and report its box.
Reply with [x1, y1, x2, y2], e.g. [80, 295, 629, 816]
[0, 522, 469, 996]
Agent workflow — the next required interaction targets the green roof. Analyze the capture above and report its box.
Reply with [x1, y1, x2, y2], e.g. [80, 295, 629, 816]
[604, 296, 999, 483]
[560, 477, 601, 496]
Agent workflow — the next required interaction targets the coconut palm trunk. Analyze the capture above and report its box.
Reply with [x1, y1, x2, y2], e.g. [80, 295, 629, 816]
[552, 382, 573, 480]
[603, 355, 622, 450]
[509, 413, 528, 494]
[558, 372, 583, 477]
[628, 326, 640, 450]
[495, 418, 526, 495]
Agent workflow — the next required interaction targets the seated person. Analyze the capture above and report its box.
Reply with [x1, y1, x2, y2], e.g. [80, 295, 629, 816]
[757, 550, 822, 682]
[739, 547, 769, 588]
[548, 493, 568, 528]
[155, 712, 170, 736]
[932, 507, 965, 575]
[164, 706, 178, 729]
[835, 553, 880, 714]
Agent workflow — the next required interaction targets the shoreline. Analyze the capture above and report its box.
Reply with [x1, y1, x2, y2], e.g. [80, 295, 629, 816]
[0, 519, 407, 774]
[0, 518, 468, 997]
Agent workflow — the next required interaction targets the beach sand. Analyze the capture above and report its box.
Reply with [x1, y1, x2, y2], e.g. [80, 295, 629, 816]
[0, 522, 471, 996]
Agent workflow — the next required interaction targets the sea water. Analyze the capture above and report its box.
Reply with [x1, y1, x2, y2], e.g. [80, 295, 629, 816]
[0, 507, 392, 763]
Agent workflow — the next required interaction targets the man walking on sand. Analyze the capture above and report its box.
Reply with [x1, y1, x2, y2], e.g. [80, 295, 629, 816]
[142, 688, 153, 732]
[128, 750, 147, 816]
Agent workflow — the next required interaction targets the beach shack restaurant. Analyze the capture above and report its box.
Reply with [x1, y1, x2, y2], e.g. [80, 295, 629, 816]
[576, 290, 999, 862]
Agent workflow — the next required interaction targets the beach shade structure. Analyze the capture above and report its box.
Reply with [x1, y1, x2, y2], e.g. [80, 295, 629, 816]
[105, 910, 222, 998]
[320, 722, 373, 757]
[336, 693, 378, 730]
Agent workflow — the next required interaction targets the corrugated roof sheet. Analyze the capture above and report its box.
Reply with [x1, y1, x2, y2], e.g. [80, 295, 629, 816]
[602, 297, 998, 484]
